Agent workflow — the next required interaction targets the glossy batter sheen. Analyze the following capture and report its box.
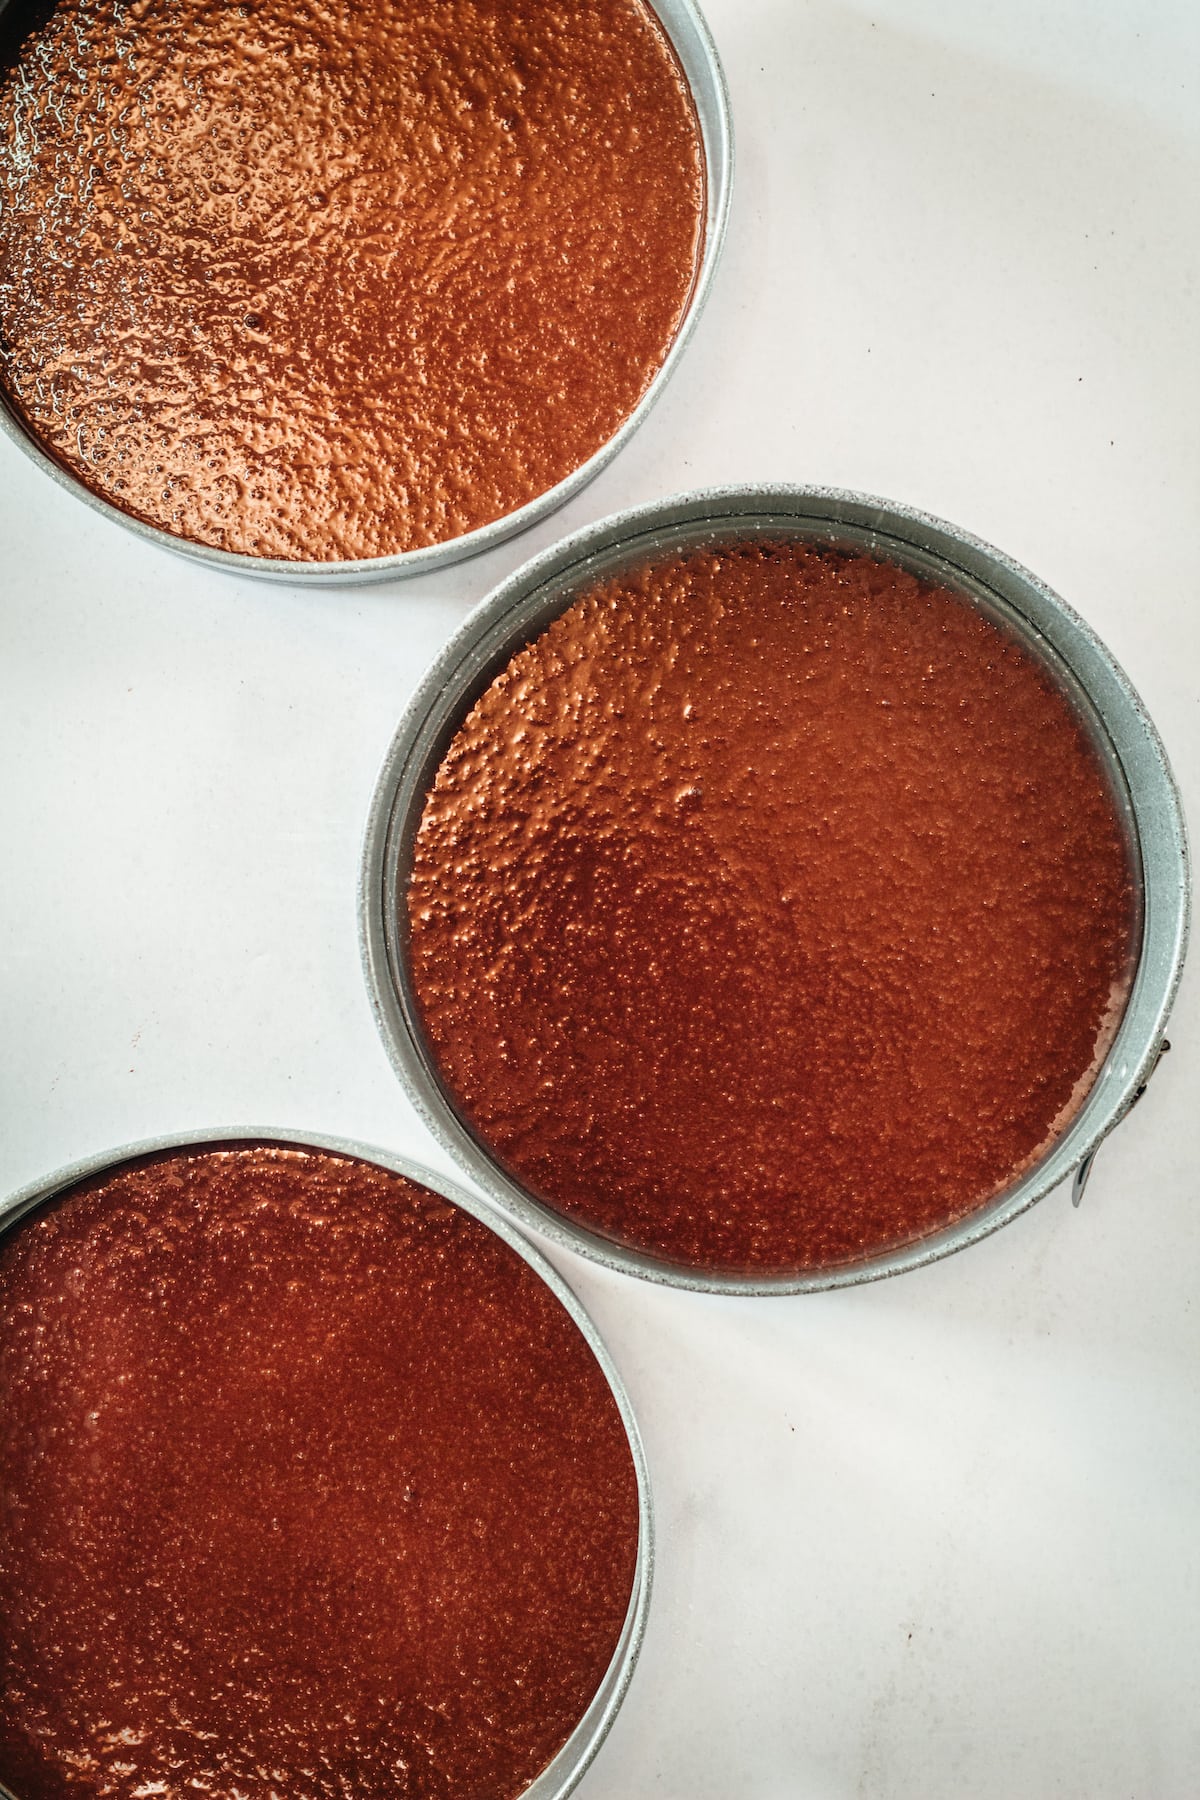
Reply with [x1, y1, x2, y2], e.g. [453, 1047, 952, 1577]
[408, 542, 1139, 1273]
[0, 0, 703, 560]
[0, 1145, 639, 1799]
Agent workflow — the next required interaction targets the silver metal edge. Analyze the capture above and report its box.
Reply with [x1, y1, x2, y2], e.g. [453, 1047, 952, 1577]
[0, 0, 733, 588]
[0, 1127, 653, 1800]
[359, 483, 1191, 1296]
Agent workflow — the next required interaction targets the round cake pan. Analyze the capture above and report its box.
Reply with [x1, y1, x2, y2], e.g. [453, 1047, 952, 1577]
[0, 1128, 652, 1800]
[361, 484, 1190, 1294]
[0, 0, 731, 587]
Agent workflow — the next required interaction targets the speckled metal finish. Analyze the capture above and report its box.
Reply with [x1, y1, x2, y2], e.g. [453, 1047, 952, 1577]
[360, 485, 1190, 1295]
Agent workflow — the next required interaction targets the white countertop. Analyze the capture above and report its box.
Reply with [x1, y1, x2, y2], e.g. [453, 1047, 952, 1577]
[2, 1, 1198, 1794]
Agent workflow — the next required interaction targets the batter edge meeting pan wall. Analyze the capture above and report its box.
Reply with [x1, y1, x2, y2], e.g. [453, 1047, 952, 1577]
[0, 0, 732, 583]
[360, 484, 1190, 1294]
[0, 1127, 653, 1800]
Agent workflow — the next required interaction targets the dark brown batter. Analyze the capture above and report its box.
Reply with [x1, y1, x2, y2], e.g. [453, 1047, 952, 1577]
[408, 541, 1139, 1274]
[0, 1143, 639, 1799]
[0, 0, 703, 561]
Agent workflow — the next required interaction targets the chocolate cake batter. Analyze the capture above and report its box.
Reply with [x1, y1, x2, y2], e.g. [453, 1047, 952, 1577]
[0, 0, 703, 560]
[408, 541, 1139, 1274]
[0, 1144, 639, 1799]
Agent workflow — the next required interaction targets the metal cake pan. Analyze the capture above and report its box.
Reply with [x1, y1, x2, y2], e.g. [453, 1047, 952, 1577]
[0, 0, 732, 586]
[360, 484, 1190, 1294]
[0, 1127, 653, 1800]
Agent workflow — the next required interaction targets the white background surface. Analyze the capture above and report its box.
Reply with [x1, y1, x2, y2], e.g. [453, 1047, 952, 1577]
[2, 1, 1199, 1795]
